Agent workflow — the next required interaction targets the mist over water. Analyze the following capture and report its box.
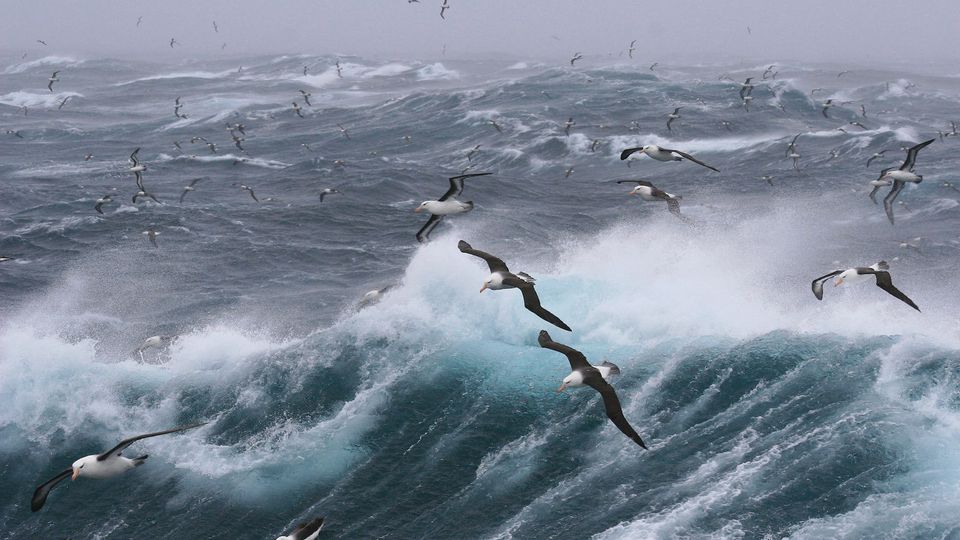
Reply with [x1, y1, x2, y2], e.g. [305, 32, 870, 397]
[2, 46, 960, 538]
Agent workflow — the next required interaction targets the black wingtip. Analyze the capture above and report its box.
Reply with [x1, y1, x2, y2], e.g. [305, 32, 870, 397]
[457, 240, 471, 252]
[619, 147, 640, 161]
[537, 330, 551, 346]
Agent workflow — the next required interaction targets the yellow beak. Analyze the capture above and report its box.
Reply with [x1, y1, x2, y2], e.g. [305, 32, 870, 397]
[414, 207, 422, 213]
[834, 279, 844, 287]
[480, 283, 488, 293]
[71, 468, 79, 481]
[556, 384, 566, 393]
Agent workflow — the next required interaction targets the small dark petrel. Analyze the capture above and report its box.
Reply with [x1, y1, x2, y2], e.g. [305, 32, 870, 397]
[414, 173, 491, 242]
[880, 139, 935, 225]
[811, 261, 920, 311]
[538, 330, 647, 449]
[458, 240, 571, 331]
[620, 145, 720, 172]
[617, 180, 685, 221]
[277, 517, 325, 540]
[31, 423, 207, 512]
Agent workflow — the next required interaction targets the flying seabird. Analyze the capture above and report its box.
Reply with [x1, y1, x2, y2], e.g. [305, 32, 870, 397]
[94, 195, 112, 214]
[292, 102, 304, 118]
[738, 77, 754, 100]
[299, 90, 312, 106]
[47, 70, 60, 92]
[590, 139, 601, 152]
[827, 148, 840, 162]
[31, 422, 207, 512]
[619, 145, 720, 172]
[880, 139, 935, 224]
[564, 166, 574, 179]
[6, 129, 24, 138]
[277, 517, 325, 540]
[821, 99, 834, 118]
[649, 62, 658, 71]
[415, 173, 491, 242]
[943, 181, 960, 194]
[169, 38, 179, 48]
[563, 117, 575, 136]
[37, 39, 48, 46]
[240, 184, 259, 202]
[617, 180, 685, 221]
[335, 60, 343, 78]
[319, 188, 340, 203]
[868, 169, 893, 204]
[628, 40, 636, 59]
[0, 256, 14, 262]
[466, 144, 481, 161]
[761, 175, 775, 186]
[212, 20, 218, 33]
[537, 330, 647, 448]
[570, 52, 583, 66]
[206, 142, 217, 154]
[142, 228, 160, 248]
[359, 286, 393, 309]
[136, 16, 142, 27]
[849, 121, 868, 131]
[866, 150, 888, 168]
[84, 153, 93, 161]
[665, 107, 681, 131]
[57, 96, 70, 110]
[811, 261, 919, 311]
[179, 178, 203, 203]
[860, 104, 868, 118]
[457, 240, 571, 331]
[489, 119, 504, 133]
[336, 123, 351, 139]
[440, 0, 449, 19]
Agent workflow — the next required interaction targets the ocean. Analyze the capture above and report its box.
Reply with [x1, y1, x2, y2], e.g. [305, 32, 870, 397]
[2, 52, 960, 539]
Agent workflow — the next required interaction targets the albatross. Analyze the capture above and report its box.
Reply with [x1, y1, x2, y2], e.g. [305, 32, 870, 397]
[619, 145, 720, 172]
[414, 173, 491, 243]
[31, 422, 207, 511]
[880, 139, 935, 225]
[277, 517, 325, 540]
[811, 261, 920, 311]
[538, 330, 647, 449]
[617, 180, 686, 221]
[457, 240, 571, 331]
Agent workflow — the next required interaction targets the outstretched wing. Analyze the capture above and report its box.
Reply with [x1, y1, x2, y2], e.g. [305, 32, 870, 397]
[584, 377, 648, 449]
[901, 138, 935, 171]
[661, 148, 720, 172]
[883, 181, 905, 225]
[616, 180, 654, 187]
[457, 240, 510, 273]
[31, 468, 73, 512]
[97, 422, 207, 461]
[868, 185, 881, 205]
[665, 197, 682, 217]
[537, 330, 590, 370]
[619, 147, 644, 160]
[440, 172, 492, 201]
[509, 279, 571, 331]
[290, 517, 325, 540]
[416, 214, 443, 243]
[811, 270, 843, 300]
[872, 271, 920, 311]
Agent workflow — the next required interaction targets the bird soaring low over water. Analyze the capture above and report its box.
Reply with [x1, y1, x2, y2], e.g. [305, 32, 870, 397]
[276, 517, 325, 540]
[415, 173, 491, 242]
[811, 261, 920, 311]
[620, 145, 720, 172]
[617, 180, 686, 221]
[31, 423, 207, 511]
[458, 240, 571, 331]
[537, 330, 647, 449]
[879, 138, 935, 225]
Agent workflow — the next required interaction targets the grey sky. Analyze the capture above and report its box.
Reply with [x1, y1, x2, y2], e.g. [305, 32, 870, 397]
[2, 1, 959, 66]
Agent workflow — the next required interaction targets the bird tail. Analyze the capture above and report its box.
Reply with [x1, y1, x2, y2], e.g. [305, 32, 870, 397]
[876, 260, 890, 271]
[601, 361, 621, 376]
[463, 201, 474, 210]
[132, 455, 149, 466]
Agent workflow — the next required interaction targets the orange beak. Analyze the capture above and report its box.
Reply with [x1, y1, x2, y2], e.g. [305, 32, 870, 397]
[556, 384, 566, 393]
[71, 468, 79, 481]
[414, 207, 422, 213]
[480, 283, 488, 293]
[834, 279, 844, 287]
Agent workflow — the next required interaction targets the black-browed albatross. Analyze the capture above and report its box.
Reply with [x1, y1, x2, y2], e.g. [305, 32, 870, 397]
[277, 517, 325, 540]
[31, 422, 207, 511]
[880, 138, 935, 225]
[811, 261, 920, 311]
[538, 330, 647, 449]
[457, 240, 571, 331]
[620, 145, 719, 172]
[415, 173, 492, 242]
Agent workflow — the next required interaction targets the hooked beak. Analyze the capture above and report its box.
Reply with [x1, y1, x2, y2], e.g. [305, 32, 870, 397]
[480, 283, 488, 293]
[414, 207, 422, 213]
[556, 384, 566, 393]
[71, 468, 79, 481]
[834, 278, 844, 287]
[628, 191, 636, 196]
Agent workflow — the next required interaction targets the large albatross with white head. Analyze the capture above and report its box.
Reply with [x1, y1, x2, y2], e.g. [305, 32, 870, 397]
[415, 172, 491, 242]
[31, 422, 207, 511]
[458, 240, 571, 331]
[617, 179, 686, 221]
[538, 330, 647, 449]
[277, 517, 325, 540]
[619, 145, 720, 172]
[811, 261, 920, 311]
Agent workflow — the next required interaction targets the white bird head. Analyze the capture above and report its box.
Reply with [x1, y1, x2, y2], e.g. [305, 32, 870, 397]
[71, 456, 95, 480]
[414, 201, 434, 213]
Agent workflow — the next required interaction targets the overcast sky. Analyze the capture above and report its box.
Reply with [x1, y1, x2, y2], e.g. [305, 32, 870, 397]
[2, 1, 959, 66]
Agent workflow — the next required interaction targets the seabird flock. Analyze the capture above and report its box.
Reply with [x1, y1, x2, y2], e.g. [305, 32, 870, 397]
[4, 5, 952, 537]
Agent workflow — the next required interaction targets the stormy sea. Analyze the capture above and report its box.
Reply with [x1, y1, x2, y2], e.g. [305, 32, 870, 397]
[2, 52, 960, 539]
